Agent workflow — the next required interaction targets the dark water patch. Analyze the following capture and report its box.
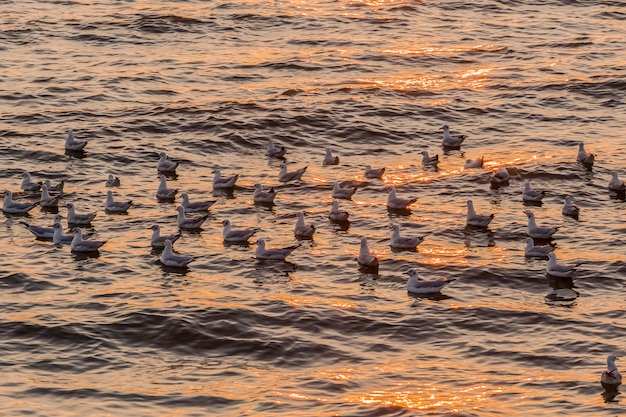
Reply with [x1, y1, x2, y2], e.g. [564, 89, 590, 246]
[0, 273, 60, 292]
[132, 14, 209, 34]
[0, 321, 115, 350]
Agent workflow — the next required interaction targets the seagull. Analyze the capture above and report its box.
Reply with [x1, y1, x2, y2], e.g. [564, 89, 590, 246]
[181, 192, 216, 213]
[466, 200, 494, 228]
[105, 174, 121, 187]
[65, 202, 96, 225]
[601, 355, 622, 391]
[406, 269, 454, 294]
[390, 224, 425, 250]
[266, 139, 286, 158]
[222, 219, 258, 243]
[562, 196, 580, 219]
[105, 190, 132, 213]
[576, 142, 595, 167]
[421, 151, 439, 167]
[253, 183, 277, 205]
[525, 210, 558, 240]
[441, 124, 466, 148]
[21, 172, 42, 192]
[609, 171, 625, 192]
[157, 152, 179, 172]
[2, 190, 39, 214]
[546, 252, 580, 278]
[149, 224, 181, 249]
[464, 157, 484, 169]
[40, 185, 60, 208]
[332, 182, 357, 200]
[52, 223, 76, 245]
[19, 214, 64, 239]
[490, 167, 510, 187]
[329, 199, 350, 222]
[278, 163, 307, 183]
[294, 211, 315, 239]
[156, 175, 178, 200]
[176, 206, 209, 230]
[70, 227, 105, 252]
[44, 179, 64, 195]
[387, 186, 416, 210]
[524, 237, 555, 258]
[213, 169, 239, 189]
[322, 147, 339, 166]
[160, 239, 194, 268]
[364, 165, 385, 179]
[522, 180, 546, 203]
[357, 237, 379, 270]
[255, 238, 298, 261]
[64, 130, 87, 151]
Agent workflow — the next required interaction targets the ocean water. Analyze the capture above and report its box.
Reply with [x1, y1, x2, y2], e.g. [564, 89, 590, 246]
[1, 0, 625, 415]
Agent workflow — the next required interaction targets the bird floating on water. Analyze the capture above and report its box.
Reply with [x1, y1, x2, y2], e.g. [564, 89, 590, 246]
[609, 171, 625, 192]
[40, 185, 59, 209]
[266, 139, 286, 158]
[490, 167, 510, 187]
[176, 206, 209, 230]
[160, 239, 194, 268]
[441, 124, 466, 149]
[3, 190, 39, 214]
[70, 227, 105, 253]
[181, 192, 215, 213]
[20, 214, 63, 240]
[390, 224, 425, 250]
[213, 169, 239, 189]
[601, 355, 622, 391]
[322, 147, 339, 166]
[222, 219, 258, 243]
[576, 142, 595, 168]
[466, 200, 494, 228]
[255, 238, 298, 261]
[294, 211, 315, 239]
[157, 152, 179, 172]
[524, 237, 554, 258]
[406, 268, 454, 294]
[421, 151, 439, 167]
[149, 224, 181, 249]
[525, 210, 558, 240]
[387, 186, 416, 211]
[21, 172, 42, 192]
[156, 175, 178, 200]
[44, 179, 64, 195]
[562, 196, 580, 219]
[364, 165, 385, 179]
[105, 174, 121, 187]
[52, 222, 75, 245]
[278, 163, 307, 183]
[464, 156, 484, 169]
[329, 199, 350, 222]
[253, 183, 277, 205]
[545, 252, 580, 278]
[64, 130, 87, 151]
[522, 180, 546, 203]
[332, 182, 357, 200]
[357, 237, 379, 271]
[65, 202, 96, 225]
[105, 190, 132, 213]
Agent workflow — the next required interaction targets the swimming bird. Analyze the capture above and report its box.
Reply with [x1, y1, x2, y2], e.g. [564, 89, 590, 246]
[253, 183, 277, 205]
[332, 182, 357, 200]
[278, 163, 307, 183]
[19, 214, 63, 239]
[421, 151, 439, 167]
[387, 186, 417, 211]
[44, 179, 64, 195]
[522, 180, 546, 203]
[490, 167, 510, 187]
[222, 219, 258, 243]
[601, 355, 622, 391]
[562, 196, 580, 219]
[609, 171, 625, 192]
[105, 190, 132, 213]
[525, 210, 558, 240]
[213, 169, 239, 189]
[181, 192, 216, 213]
[160, 239, 194, 268]
[464, 157, 484, 169]
[323, 147, 339, 165]
[294, 211, 315, 239]
[255, 238, 298, 261]
[441, 124, 466, 148]
[21, 172, 42, 192]
[3, 190, 39, 214]
[357, 237, 379, 270]
[466, 200, 494, 228]
[406, 269, 454, 294]
[176, 206, 209, 230]
[157, 152, 179, 172]
[576, 142, 595, 167]
[64, 130, 87, 151]
[390, 224, 425, 250]
[156, 175, 178, 200]
[70, 227, 105, 252]
[524, 237, 555, 258]
[105, 174, 121, 187]
[65, 202, 96, 225]
[546, 252, 580, 278]
[266, 139, 286, 158]
[149, 224, 181, 249]
[39, 185, 60, 208]
[52, 223, 76, 245]
[364, 165, 385, 179]
[329, 199, 350, 222]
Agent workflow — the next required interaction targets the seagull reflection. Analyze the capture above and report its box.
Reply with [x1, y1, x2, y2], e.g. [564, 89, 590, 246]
[408, 291, 452, 301]
[544, 288, 579, 307]
[601, 388, 620, 403]
[462, 226, 495, 248]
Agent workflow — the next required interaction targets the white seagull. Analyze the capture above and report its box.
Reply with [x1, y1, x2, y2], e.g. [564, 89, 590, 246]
[421, 151, 439, 167]
[329, 199, 350, 222]
[562, 196, 580, 219]
[441, 124, 466, 148]
[323, 147, 339, 165]
[390, 224, 425, 250]
[524, 237, 555, 258]
[294, 211, 315, 239]
[160, 239, 194, 268]
[576, 142, 595, 167]
[601, 355, 622, 391]
[266, 139, 286, 158]
[222, 219, 258, 243]
[357, 237, 379, 270]
[52, 223, 76, 245]
[105, 190, 132, 213]
[44, 179, 65, 195]
[278, 163, 307, 183]
[181, 192, 216, 213]
[149, 224, 181, 249]
[19, 214, 64, 239]
[156, 175, 178, 200]
[253, 183, 277, 205]
[105, 174, 121, 187]
[157, 152, 179, 172]
[213, 169, 239, 189]
[66, 203, 96, 225]
[525, 210, 558, 240]
[40, 185, 60, 208]
[387, 186, 417, 211]
[609, 171, 625, 192]
[464, 157, 484, 169]
[546, 252, 580, 278]
[466, 200, 494, 228]
[364, 165, 385, 179]
[406, 269, 454, 294]
[332, 182, 357, 200]
[255, 238, 298, 261]
[21, 172, 42, 192]
[3, 190, 39, 214]
[490, 167, 510, 187]
[176, 206, 209, 230]
[64, 130, 87, 151]
[522, 180, 546, 203]
[70, 228, 105, 252]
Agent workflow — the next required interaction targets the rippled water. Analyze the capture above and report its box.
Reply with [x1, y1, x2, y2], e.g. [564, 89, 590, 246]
[1, 1, 625, 415]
